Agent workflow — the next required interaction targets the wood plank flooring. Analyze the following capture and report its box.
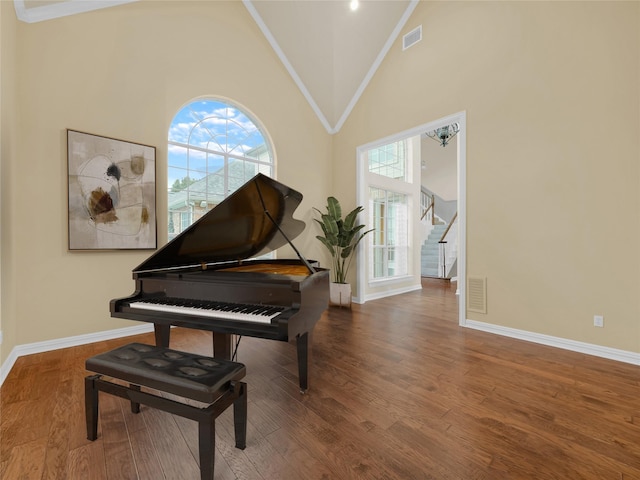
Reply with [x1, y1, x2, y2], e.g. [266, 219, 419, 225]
[2, 278, 640, 479]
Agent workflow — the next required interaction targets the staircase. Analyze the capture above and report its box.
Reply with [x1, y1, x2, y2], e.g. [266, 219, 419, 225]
[421, 223, 447, 277]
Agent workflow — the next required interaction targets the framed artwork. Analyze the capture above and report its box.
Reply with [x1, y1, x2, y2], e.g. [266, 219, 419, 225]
[67, 129, 157, 250]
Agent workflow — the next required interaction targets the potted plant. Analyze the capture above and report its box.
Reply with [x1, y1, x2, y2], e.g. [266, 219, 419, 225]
[314, 196, 374, 307]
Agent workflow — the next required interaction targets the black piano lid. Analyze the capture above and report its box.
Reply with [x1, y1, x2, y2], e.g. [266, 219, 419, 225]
[134, 173, 308, 273]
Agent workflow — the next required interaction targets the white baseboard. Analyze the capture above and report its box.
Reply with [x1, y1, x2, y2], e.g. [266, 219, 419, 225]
[464, 319, 640, 366]
[357, 283, 422, 304]
[0, 324, 154, 386]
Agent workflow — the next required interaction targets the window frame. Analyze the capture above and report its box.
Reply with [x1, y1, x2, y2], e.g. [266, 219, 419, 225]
[365, 138, 414, 284]
[370, 186, 410, 280]
[167, 98, 275, 241]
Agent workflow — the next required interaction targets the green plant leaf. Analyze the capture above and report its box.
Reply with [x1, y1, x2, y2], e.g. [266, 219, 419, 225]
[316, 236, 336, 256]
[327, 196, 341, 220]
[343, 207, 363, 230]
[320, 214, 339, 239]
[313, 218, 329, 237]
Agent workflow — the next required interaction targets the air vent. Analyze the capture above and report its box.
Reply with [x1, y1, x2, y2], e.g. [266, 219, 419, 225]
[467, 276, 487, 314]
[403, 25, 422, 50]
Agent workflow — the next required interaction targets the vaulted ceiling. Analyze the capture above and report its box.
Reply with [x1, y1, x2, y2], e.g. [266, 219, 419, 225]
[13, 0, 419, 134]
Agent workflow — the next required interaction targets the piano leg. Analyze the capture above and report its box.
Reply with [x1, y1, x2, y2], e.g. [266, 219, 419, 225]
[154, 324, 171, 347]
[153, 324, 232, 360]
[296, 332, 309, 394]
[213, 333, 233, 360]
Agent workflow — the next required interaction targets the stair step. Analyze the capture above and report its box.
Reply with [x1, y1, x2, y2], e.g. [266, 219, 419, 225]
[421, 221, 455, 278]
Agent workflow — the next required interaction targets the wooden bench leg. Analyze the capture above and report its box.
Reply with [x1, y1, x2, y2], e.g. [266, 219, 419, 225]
[85, 375, 100, 441]
[198, 416, 215, 480]
[233, 382, 247, 450]
[129, 384, 141, 413]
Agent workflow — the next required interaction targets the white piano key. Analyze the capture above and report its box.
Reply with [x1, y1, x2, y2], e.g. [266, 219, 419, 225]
[129, 300, 283, 324]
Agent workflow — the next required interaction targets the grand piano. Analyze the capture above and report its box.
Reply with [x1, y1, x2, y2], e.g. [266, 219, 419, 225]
[110, 173, 330, 393]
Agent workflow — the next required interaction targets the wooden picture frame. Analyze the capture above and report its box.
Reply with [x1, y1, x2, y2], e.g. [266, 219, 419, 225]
[67, 129, 157, 250]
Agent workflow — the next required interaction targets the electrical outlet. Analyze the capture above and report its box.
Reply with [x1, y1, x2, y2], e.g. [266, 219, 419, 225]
[594, 315, 604, 327]
[0, 330, 3, 345]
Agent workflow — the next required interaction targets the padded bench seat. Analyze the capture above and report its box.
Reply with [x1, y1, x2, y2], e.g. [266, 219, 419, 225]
[85, 343, 247, 480]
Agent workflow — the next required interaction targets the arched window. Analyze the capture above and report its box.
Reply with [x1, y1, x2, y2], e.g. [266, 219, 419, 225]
[167, 98, 274, 240]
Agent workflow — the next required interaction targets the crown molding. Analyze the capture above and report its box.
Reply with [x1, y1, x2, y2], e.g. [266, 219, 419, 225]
[13, 0, 137, 24]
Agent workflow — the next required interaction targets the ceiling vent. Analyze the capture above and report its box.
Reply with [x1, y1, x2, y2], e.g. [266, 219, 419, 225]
[403, 25, 422, 51]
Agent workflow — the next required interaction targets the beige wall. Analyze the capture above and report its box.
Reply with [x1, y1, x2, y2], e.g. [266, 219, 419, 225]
[2, 1, 640, 367]
[1, 0, 18, 365]
[1, 0, 332, 364]
[335, 1, 640, 351]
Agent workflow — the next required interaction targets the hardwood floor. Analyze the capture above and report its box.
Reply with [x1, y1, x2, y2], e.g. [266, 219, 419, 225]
[2, 278, 640, 479]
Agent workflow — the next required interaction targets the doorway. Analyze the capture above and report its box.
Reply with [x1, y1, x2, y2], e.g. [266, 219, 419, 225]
[356, 111, 466, 326]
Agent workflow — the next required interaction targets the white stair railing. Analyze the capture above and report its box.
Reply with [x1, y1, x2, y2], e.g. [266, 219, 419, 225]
[437, 212, 458, 278]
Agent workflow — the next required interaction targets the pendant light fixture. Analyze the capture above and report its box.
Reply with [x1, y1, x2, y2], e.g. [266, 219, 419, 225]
[426, 123, 460, 147]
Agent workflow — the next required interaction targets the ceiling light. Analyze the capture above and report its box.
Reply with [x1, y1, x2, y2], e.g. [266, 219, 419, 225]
[350, 0, 359, 11]
[426, 123, 460, 147]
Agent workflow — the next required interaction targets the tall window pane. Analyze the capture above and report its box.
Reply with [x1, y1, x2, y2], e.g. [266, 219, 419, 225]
[370, 187, 408, 279]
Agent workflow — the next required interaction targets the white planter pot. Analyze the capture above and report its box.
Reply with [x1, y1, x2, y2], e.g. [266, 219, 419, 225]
[329, 282, 352, 308]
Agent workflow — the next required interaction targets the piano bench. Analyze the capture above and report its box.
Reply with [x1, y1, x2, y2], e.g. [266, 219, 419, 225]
[84, 343, 247, 480]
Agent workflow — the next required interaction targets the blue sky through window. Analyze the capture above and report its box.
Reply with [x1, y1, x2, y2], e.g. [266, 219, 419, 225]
[167, 99, 269, 189]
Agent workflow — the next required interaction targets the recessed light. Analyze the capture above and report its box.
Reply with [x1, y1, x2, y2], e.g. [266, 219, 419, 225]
[350, 0, 359, 11]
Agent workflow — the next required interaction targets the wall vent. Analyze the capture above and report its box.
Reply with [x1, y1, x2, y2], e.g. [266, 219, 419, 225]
[403, 25, 422, 51]
[467, 276, 487, 314]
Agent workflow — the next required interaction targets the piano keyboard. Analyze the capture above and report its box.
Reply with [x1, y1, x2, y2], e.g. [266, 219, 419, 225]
[129, 298, 286, 324]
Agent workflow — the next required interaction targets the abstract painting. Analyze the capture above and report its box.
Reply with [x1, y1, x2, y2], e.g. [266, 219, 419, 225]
[67, 130, 156, 250]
